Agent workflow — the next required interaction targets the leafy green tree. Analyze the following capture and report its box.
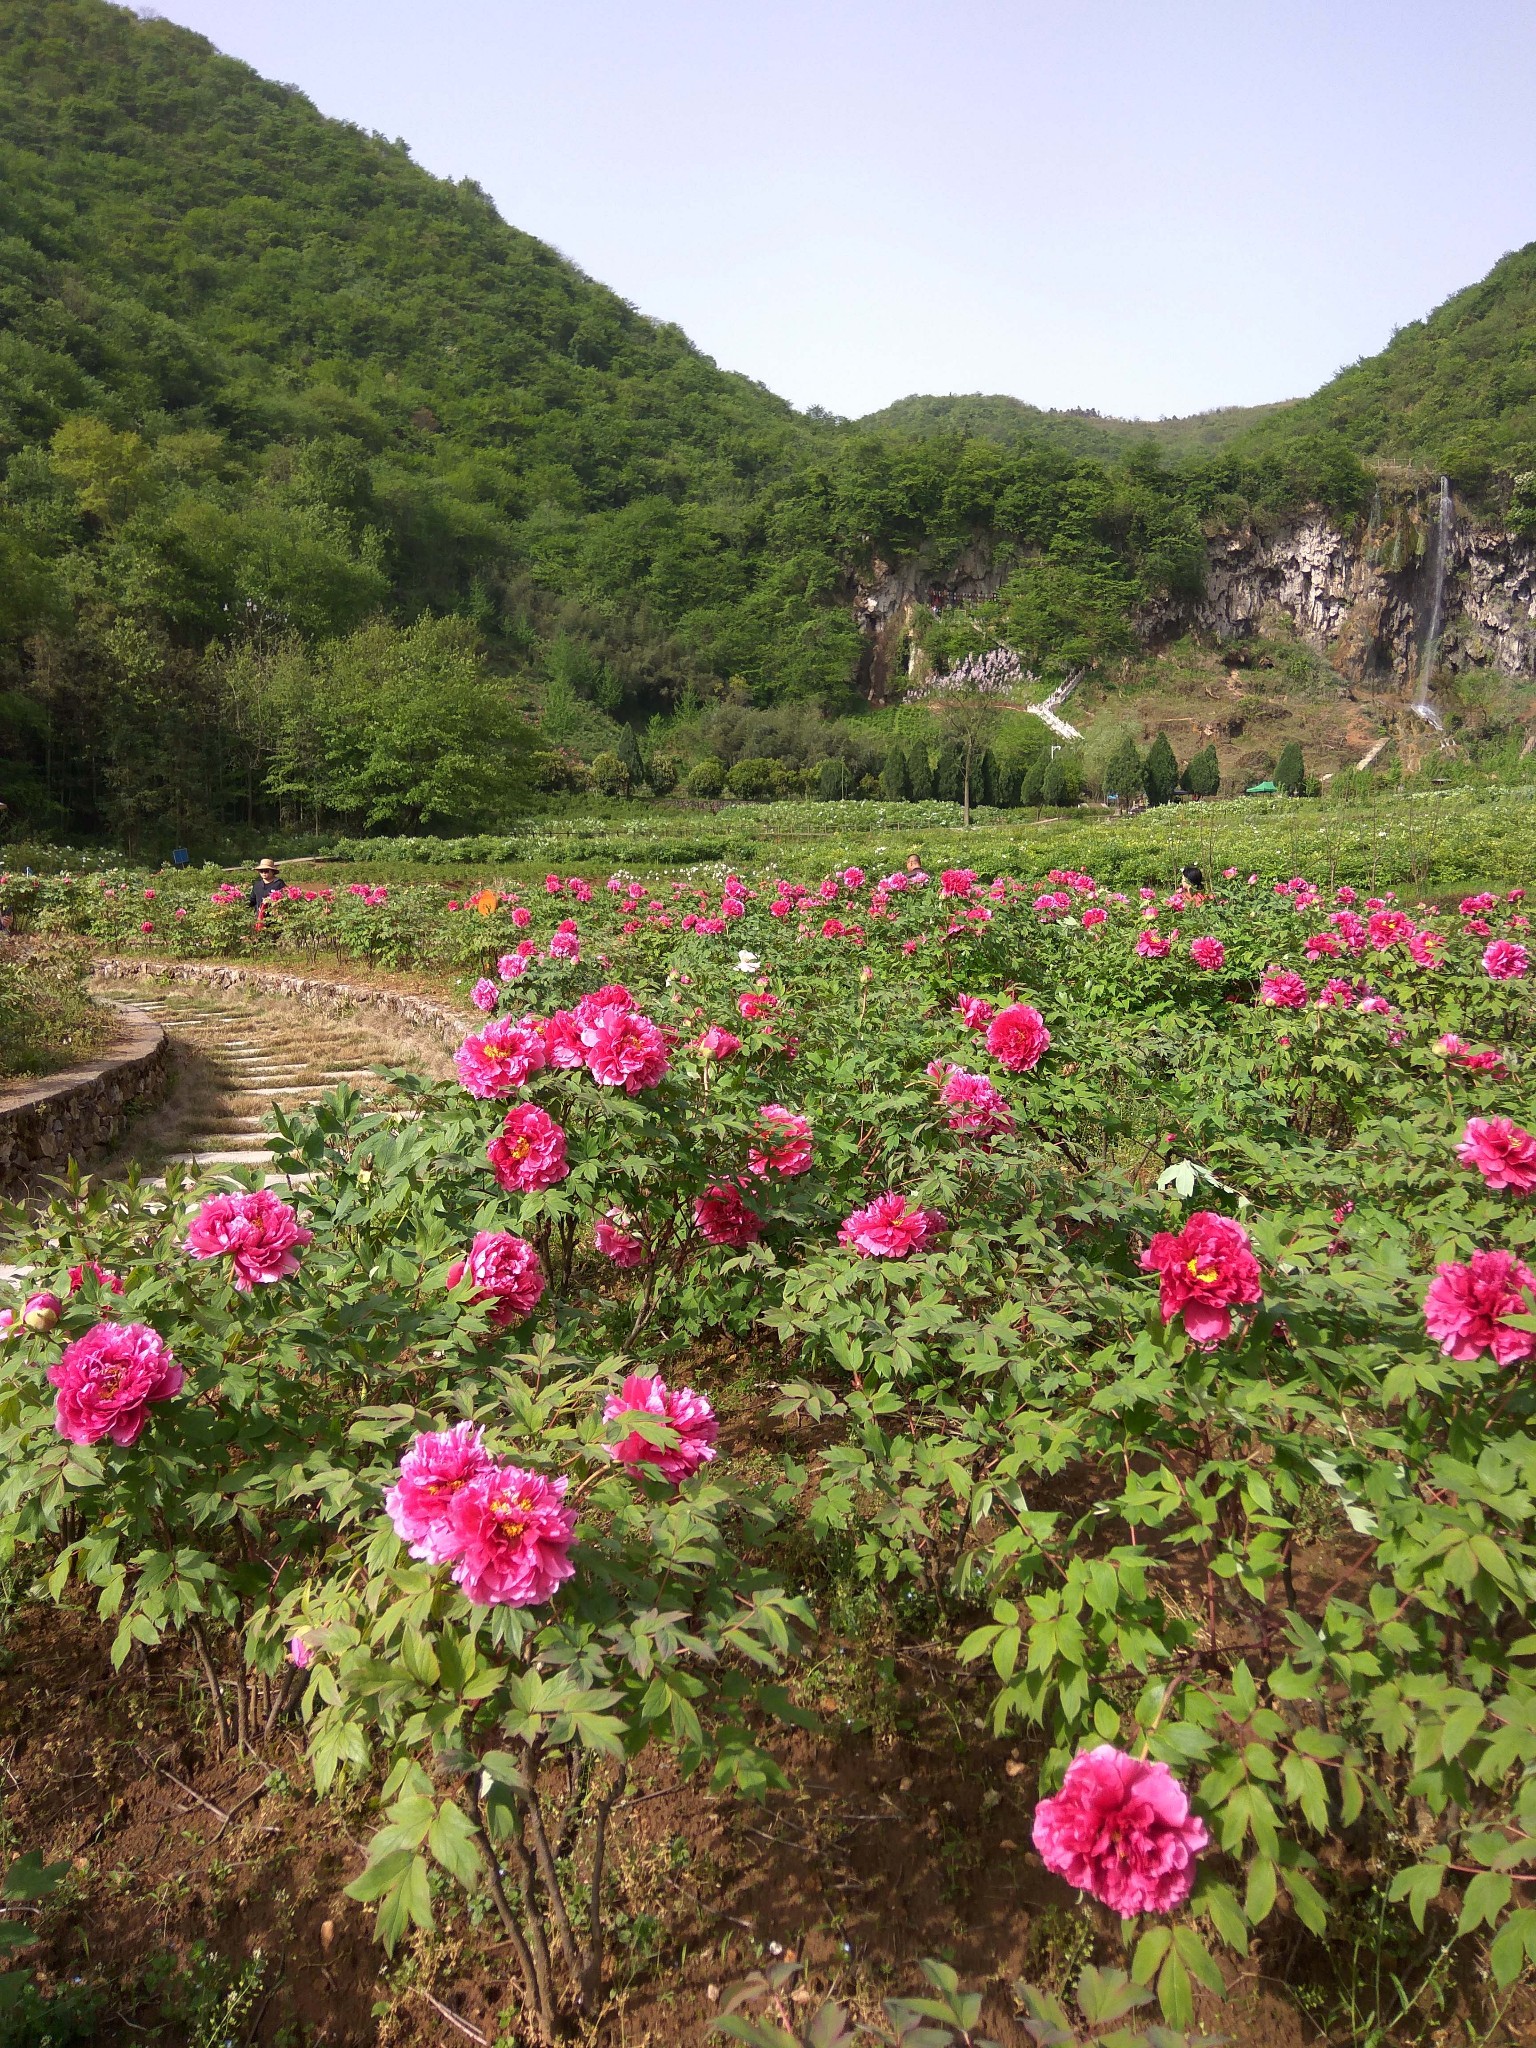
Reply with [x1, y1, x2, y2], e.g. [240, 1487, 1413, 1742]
[683, 756, 726, 797]
[1041, 752, 1084, 806]
[1274, 740, 1307, 795]
[814, 756, 846, 800]
[1021, 753, 1048, 807]
[1184, 743, 1221, 796]
[879, 742, 911, 802]
[905, 739, 933, 799]
[1104, 737, 1145, 805]
[1144, 731, 1180, 807]
[976, 748, 998, 807]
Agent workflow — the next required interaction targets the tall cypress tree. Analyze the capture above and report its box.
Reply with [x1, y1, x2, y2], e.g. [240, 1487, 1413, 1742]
[1104, 737, 1145, 804]
[615, 723, 647, 791]
[1185, 743, 1221, 796]
[1275, 740, 1306, 794]
[934, 741, 964, 804]
[1144, 732, 1179, 807]
[880, 742, 911, 801]
[906, 739, 933, 800]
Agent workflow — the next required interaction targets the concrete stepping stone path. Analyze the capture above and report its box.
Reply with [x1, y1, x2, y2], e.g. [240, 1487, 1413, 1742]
[87, 978, 450, 1187]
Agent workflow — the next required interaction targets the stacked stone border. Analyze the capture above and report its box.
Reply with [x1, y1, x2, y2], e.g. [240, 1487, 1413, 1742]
[0, 1016, 170, 1201]
[91, 957, 473, 1050]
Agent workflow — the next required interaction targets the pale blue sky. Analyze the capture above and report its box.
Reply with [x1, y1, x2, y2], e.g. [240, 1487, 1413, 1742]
[136, 0, 1536, 422]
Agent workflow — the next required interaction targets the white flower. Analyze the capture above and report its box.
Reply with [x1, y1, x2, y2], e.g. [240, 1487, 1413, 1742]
[735, 949, 761, 974]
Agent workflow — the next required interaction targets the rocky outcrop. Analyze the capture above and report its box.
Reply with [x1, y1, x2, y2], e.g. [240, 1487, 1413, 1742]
[1139, 501, 1536, 686]
[0, 1018, 169, 1200]
[92, 959, 473, 1049]
[853, 545, 1011, 698]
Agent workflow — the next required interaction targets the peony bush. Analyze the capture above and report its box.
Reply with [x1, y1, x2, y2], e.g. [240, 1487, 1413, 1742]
[3, 852, 1536, 2033]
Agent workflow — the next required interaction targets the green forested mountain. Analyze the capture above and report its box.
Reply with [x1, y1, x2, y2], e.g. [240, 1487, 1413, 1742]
[856, 393, 1298, 462]
[0, 0, 1529, 849]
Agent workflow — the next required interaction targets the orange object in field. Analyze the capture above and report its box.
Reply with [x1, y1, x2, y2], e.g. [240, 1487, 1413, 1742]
[474, 887, 499, 916]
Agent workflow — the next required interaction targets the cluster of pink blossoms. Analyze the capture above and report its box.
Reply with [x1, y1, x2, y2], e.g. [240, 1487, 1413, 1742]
[184, 1191, 311, 1292]
[927, 1062, 1014, 1138]
[747, 1106, 814, 1178]
[603, 1373, 718, 1484]
[455, 987, 670, 1101]
[385, 1424, 576, 1606]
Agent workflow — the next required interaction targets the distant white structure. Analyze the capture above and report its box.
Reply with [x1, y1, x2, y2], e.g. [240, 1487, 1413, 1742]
[1025, 669, 1083, 741]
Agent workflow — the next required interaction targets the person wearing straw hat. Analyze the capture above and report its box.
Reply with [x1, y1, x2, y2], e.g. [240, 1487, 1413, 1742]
[248, 857, 284, 913]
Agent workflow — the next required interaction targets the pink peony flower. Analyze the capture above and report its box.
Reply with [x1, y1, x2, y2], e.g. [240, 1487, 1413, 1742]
[471, 978, 499, 1013]
[1189, 936, 1225, 971]
[581, 1006, 670, 1093]
[940, 869, 977, 898]
[986, 1003, 1051, 1073]
[48, 1321, 183, 1446]
[1457, 1117, 1536, 1193]
[1424, 1248, 1536, 1365]
[386, 1422, 497, 1562]
[448, 1230, 546, 1327]
[1135, 928, 1173, 960]
[594, 1210, 647, 1267]
[549, 929, 581, 961]
[839, 1191, 945, 1259]
[496, 953, 523, 982]
[747, 1105, 814, 1178]
[1140, 1211, 1262, 1347]
[11, 1291, 62, 1335]
[738, 989, 779, 1021]
[288, 1634, 315, 1669]
[543, 1008, 586, 1068]
[511, 905, 532, 929]
[68, 1262, 123, 1295]
[603, 1373, 718, 1484]
[1258, 971, 1308, 1009]
[693, 1183, 764, 1247]
[184, 1190, 312, 1291]
[486, 1103, 569, 1193]
[444, 1465, 577, 1607]
[928, 1062, 1014, 1137]
[693, 1024, 742, 1061]
[1032, 1745, 1208, 1916]
[454, 1015, 549, 1098]
[1082, 905, 1108, 928]
[954, 995, 996, 1030]
[1484, 940, 1529, 981]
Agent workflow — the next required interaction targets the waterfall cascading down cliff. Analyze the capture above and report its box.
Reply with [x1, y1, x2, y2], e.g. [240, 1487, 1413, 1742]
[1411, 475, 1453, 730]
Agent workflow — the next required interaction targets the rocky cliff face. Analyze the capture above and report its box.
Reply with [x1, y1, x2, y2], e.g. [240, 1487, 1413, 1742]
[1142, 499, 1536, 687]
[851, 494, 1536, 701]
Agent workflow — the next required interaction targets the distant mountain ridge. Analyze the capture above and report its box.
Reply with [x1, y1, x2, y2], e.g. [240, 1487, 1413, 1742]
[859, 244, 1536, 480]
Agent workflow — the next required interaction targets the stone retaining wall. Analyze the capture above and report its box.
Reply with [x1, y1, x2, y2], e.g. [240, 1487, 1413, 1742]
[91, 958, 473, 1050]
[0, 1019, 170, 1200]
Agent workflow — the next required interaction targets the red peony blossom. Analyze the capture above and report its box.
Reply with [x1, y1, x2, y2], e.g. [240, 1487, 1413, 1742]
[738, 989, 779, 1021]
[693, 1183, 764, 1247]
[1032, 1745, 1208, 1916]
[839, 1191, 945, 1259]
[603, 1373, 718, 1484]
[1457, 1117, 1536, 1193]
[486, 1103, 569, 1193]
[48, 1321, 183, 1446]
[184, 1190, 312, 1291]
[1140, 1211, 1262, 1347]
[1484, 940, 1529, 981]
[940, 869, 977, 898]
[444, 1464, 577, 1607]
[1424, 1248, 1536, 1365]
[954, 995, 996, 1030]
[385, 1422, 497, 1563]
[594, 1210, 647, 1267]
[747, 1105, 814, 1177]
[1258, 971, 1308, 1009]
[448, 1230, 546, 1326]
[454, 1015, 549, 1098]
[580, 1005, 670, 1093]
[1189, 936, 1224, 971]
[985, 1003, 1051, 1073]
[68, 1261, 123, 1295]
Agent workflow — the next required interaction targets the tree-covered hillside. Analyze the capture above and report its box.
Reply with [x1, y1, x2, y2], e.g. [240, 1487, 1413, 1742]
[856, 393, 1299, 463]
[1, 0, 1519, 851]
